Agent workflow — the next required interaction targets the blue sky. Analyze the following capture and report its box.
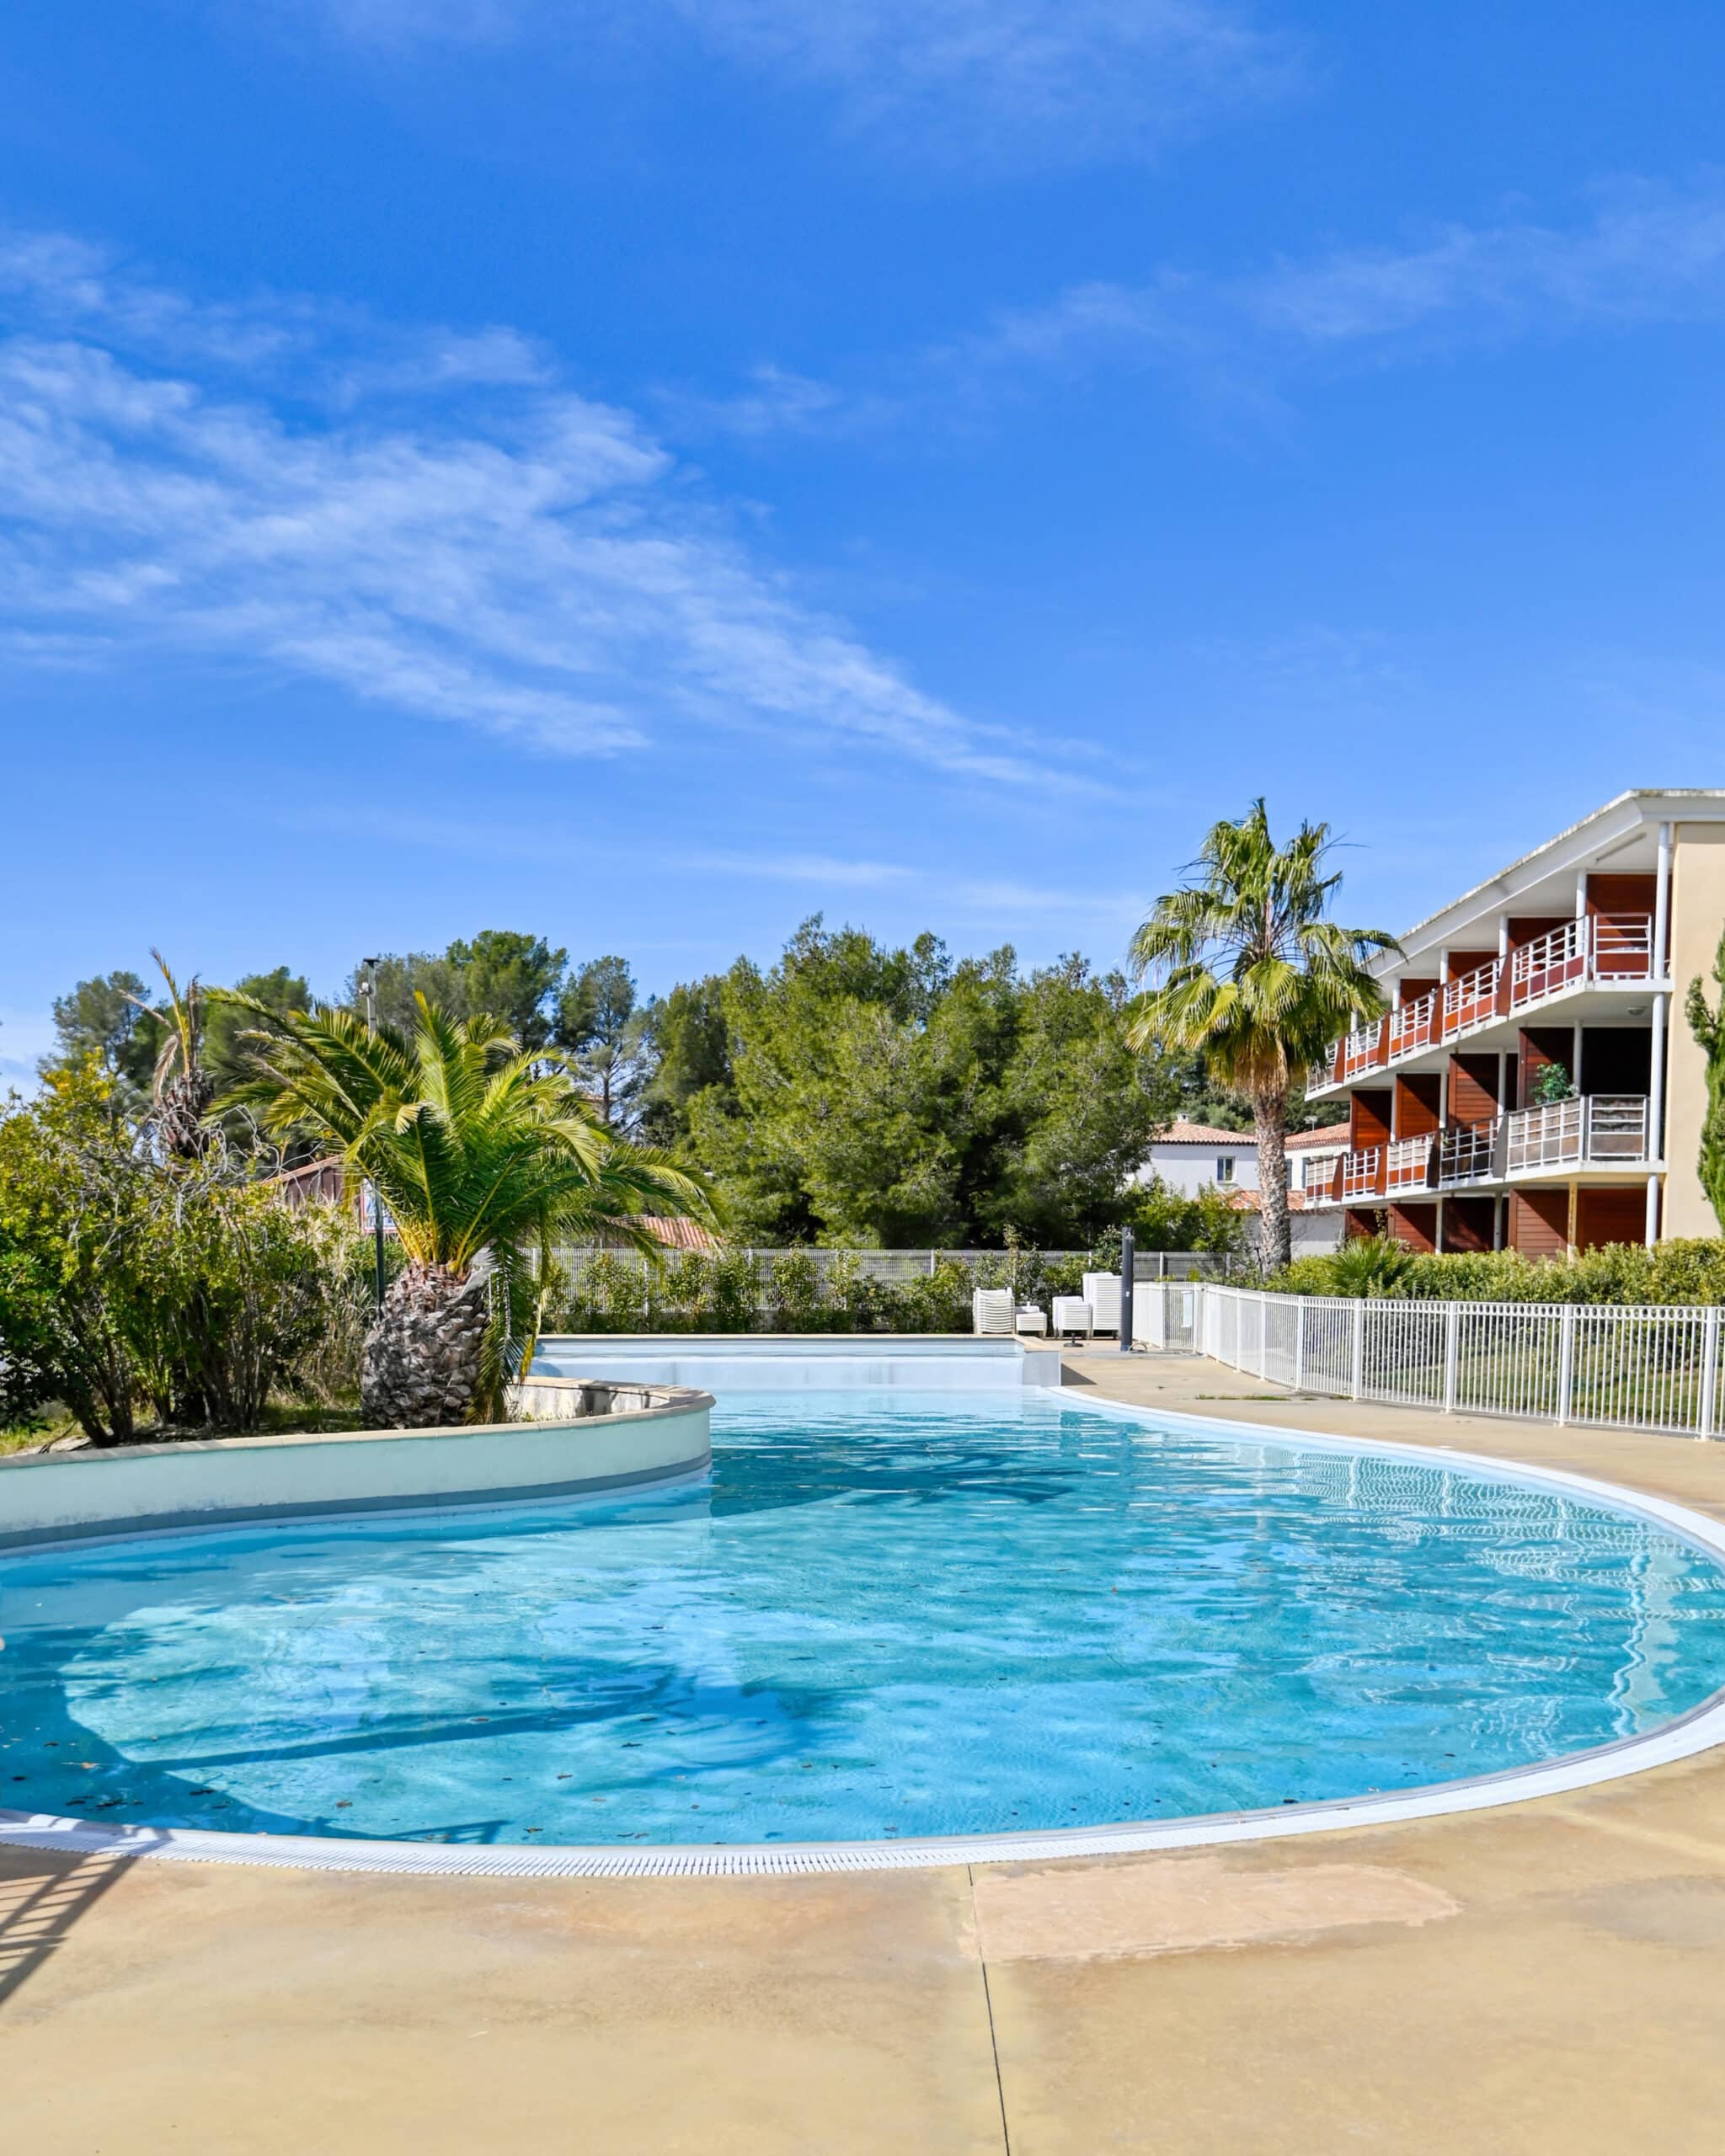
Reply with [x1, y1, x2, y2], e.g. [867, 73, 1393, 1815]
[4, 2, 1725, 1079]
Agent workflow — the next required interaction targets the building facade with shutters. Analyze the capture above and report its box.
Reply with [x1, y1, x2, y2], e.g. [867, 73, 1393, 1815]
[1305, 790, 1725, 1254]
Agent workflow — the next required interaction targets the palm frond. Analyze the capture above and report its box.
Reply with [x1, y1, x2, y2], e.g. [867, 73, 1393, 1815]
[209, 988, 714, 1274]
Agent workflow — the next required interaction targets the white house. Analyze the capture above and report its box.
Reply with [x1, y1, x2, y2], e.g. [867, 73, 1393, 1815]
[1135, 1121, 1258, 1198]
[1135, 1122, 1346, 1257]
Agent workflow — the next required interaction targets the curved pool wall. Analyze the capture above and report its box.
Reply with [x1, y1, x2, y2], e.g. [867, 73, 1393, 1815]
[6, 1397, 1725, 1877]
[532, 1335, 1062, 1390]
[0, 1383, 713, 1551]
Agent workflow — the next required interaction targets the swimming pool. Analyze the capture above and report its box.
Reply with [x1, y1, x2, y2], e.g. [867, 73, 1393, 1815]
[7, 1389, 1725, 1856]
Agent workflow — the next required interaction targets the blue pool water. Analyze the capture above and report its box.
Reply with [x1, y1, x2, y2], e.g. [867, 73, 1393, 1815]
[6, 1390, 1725, 1847]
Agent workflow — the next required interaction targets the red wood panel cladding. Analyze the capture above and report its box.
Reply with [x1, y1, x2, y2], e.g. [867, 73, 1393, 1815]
[1509, 1188, 1568, 1258]
[1351, 1090, 1393, 1148]
[1388, 1202, 1439, 1252]
[1585, 875, 1655, 916]
[1440, 1197, 1497, 1253]
[1507, 915, 1567, 950]
[1394, 1073, 1441, 1138]
[1445, 949, 1496, 981]
[1574, 1187, 1648, 1251]
[1343, 1208, 1384, 1242]
[1519, 1027, 1572, 1103]
[1447, 1054, 1501, 1125]
[1397, 978, 1438, 1001]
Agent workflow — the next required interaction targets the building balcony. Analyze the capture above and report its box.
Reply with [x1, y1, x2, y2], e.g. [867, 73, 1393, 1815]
[1317, 915, 1659, 1095]
[1310, 1095, 1658, 1207]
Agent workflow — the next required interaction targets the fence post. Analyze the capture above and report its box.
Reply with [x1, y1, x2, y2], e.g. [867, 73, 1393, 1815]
[1701, 1307, 1721, 1441]
[1257, 1295, 1269, 1381]
[1442, 1302, 1460, 1414]
[1557, 1305, 1577, 1426]
[1350, 1299, 1365, 1401]
[1293, 1301, 1306, 1393]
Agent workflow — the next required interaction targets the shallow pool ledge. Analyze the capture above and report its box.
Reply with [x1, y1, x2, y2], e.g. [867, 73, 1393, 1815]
[532, 1332, 1065, 1390]
[0, 1380, 713, 1550]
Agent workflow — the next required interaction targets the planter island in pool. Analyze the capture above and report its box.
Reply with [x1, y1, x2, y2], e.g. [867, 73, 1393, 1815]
[0, 1377, 713, 1550]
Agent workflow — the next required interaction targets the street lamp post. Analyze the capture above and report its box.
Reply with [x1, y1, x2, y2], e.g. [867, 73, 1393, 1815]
[358, 958, 386, 1311]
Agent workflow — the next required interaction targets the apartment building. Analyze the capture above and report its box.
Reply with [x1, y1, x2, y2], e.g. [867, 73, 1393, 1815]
[1306, 791, 1725, 1254]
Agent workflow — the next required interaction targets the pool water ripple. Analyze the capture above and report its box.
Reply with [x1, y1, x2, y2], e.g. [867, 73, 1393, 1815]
[6, 1390, 1725, 1847]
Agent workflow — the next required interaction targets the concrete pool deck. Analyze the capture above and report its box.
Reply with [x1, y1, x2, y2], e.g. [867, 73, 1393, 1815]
[7, 1354, 1725, 2153]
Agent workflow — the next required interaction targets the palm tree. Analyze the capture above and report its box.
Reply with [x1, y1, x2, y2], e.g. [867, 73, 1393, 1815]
[218, 991, 713, 1427]
[1127, 802, 1398, 1271]
[126, 951, 214, 1160]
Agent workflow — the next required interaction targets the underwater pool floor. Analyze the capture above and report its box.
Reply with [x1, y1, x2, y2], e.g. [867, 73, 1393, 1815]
[7, 1390, 1725, 1852]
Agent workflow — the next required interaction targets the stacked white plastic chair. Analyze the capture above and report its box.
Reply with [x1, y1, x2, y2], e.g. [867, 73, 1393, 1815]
[971, 1287, 1016, 1337]
[1082, 1272, 1122, 1336]
[1051, 1295, 1092, 1341]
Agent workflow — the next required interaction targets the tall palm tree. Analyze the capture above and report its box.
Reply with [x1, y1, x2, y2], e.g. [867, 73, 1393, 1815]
[218, 992, 713, 1427]
[1127, 802, 1398, 1271]
[126, 951, 214, 1160]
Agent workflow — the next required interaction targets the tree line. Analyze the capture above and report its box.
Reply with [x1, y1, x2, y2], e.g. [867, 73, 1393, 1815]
[40, 920, 1268, 1250]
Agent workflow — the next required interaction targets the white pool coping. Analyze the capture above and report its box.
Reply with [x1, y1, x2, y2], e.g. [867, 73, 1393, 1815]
[6, 1396, 1725, 1878]
[532, 1333, 1065, 1390]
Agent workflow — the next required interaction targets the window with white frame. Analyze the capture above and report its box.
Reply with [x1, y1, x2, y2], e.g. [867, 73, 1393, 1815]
[1215, 1155, 1236, 1185]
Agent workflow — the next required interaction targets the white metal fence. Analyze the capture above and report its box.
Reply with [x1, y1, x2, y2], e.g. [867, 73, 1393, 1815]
[553, 1246, 1237, 1288]
[1177, 1283, 1725, 1440]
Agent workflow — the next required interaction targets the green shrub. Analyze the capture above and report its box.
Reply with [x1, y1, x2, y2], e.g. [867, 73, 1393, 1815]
[824, 1251, 888, 1331]
[1270, 1237, 1725, 1306]
[569, 1250, 650, 1331]
[1325, 1234, 1416, 1299]
[888, 1257, 972, 1333]
[0, 1069, 374, 1439]
[767, 1248, 824, 1332]
[656, 1251, 716, 1329]
[709, 1249, 761, 1331]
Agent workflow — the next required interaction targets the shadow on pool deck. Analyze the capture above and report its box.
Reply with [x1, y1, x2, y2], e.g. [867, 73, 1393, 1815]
[0, 1840, 143, 2010]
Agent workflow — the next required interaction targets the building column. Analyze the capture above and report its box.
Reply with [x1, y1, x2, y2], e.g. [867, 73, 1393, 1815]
[1567, 1179, 1579, 1257]
[1654, 819, 1673, 977]
[1648, 818, 1673, 1254]
[1493, 1193, 1504, 1251]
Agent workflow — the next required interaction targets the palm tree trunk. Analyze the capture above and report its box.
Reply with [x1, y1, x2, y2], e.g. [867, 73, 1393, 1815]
[1252, 1093, 1291, 1273]
[361, 1261, 491, 1428]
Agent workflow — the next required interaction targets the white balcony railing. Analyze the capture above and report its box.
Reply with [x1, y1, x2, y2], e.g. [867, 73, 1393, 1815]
[1338, 1021, 1386, 1080]
[1325, 913, 1659, 1087]
[1385, 1134, 1435, 1194]
[1388, 990, 1438, 1059]
[1503, 1093, 1651, 1175]
[1440, 958, 1501, 1039]
[1340, 1145, 1385, 1201]
[1438, 1118, 1501, 1186]
[1509, 915, 1654, 1010]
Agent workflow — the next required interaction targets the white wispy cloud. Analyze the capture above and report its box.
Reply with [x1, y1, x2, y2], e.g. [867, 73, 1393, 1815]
[0, 232, 1039, 780]
[676, 177, 1725, 451]
[958, 175, 1725, 381]
[291, 0, 1297, 169]
[652, 363, 898, 444]
[281, 804, 1142, 921]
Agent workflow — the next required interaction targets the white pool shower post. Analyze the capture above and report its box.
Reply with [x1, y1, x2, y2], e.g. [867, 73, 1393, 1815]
[1119, 1227, 1135, 1354]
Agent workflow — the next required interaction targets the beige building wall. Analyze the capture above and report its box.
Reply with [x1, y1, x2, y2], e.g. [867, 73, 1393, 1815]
[1662, 824, 1725, 1238]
